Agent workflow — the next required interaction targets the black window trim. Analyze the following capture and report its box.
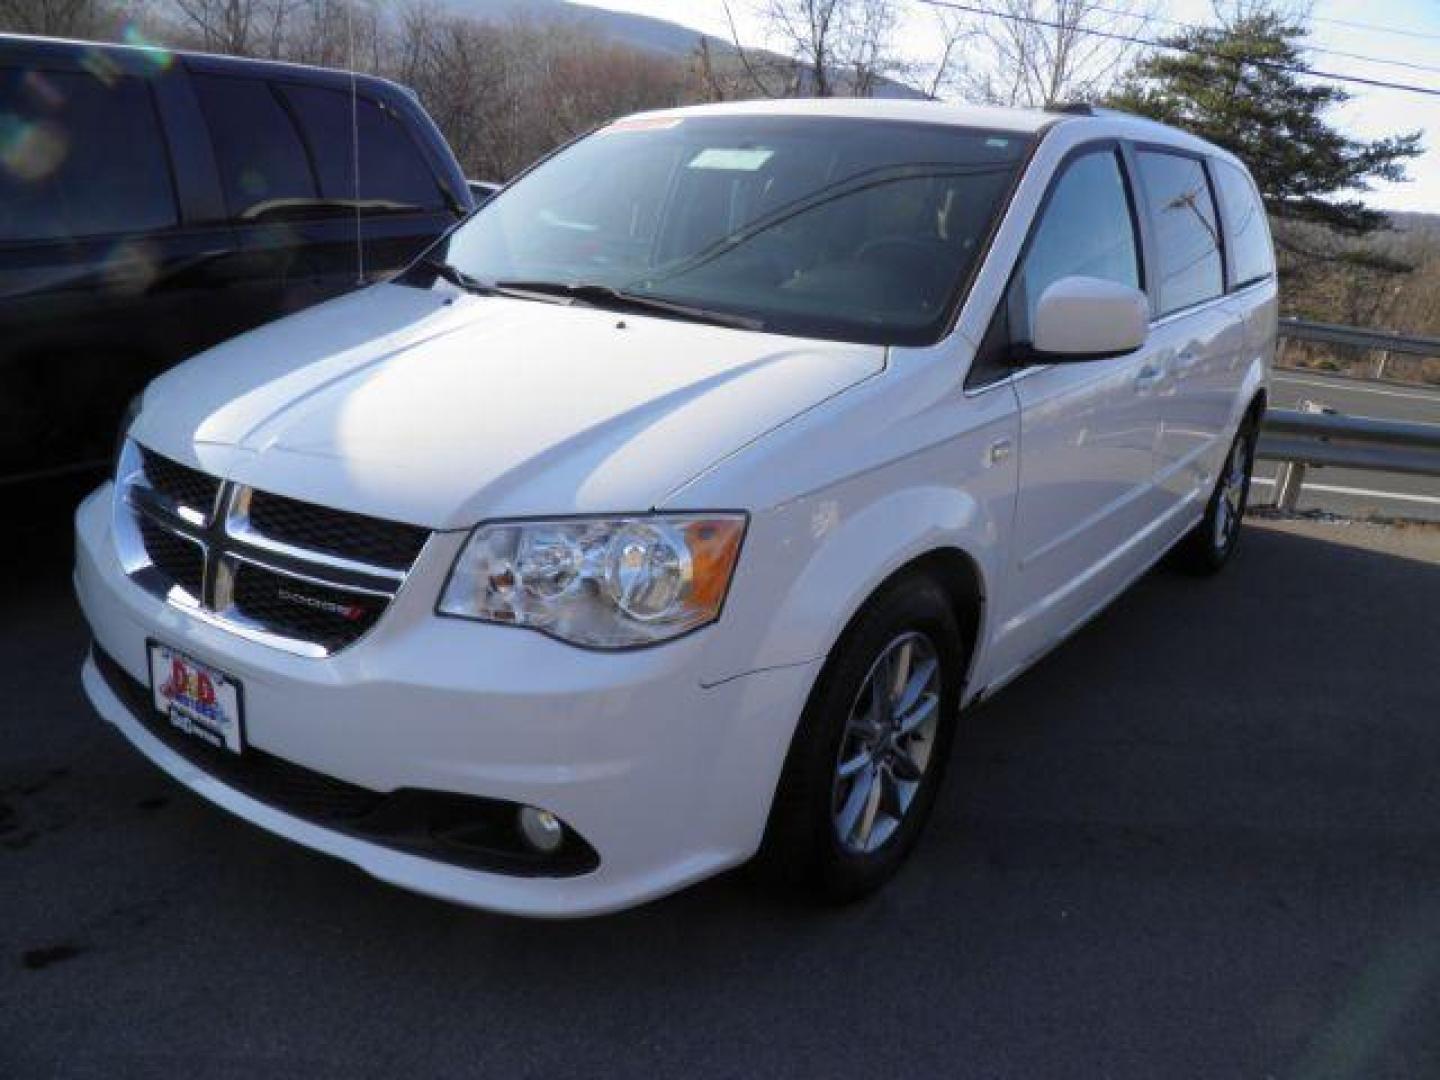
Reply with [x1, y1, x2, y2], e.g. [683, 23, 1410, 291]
[964, 137, 1147, 390]
[269, 78, 324, 199]
[1129, 140, 1229, 318]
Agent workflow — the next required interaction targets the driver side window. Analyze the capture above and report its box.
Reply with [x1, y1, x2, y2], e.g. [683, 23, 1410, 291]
[1010, 148, 1142, 343]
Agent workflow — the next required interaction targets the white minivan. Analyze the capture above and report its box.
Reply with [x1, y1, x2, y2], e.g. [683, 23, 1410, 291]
[76, 99, 1275, 916]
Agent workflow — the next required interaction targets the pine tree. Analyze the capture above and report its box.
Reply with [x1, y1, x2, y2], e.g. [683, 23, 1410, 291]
[1107, 10, 1422, 239]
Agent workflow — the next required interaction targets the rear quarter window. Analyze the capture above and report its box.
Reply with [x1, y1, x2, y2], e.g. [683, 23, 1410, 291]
[1212, 159, 1274, 288]
[0, 66, 177, 242]
[277, 83, 446, 211]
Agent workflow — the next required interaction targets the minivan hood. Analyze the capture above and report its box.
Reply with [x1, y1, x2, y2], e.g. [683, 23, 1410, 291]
[134, 284, 884, 529]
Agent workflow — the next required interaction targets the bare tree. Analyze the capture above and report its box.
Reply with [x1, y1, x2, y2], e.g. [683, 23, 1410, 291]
[919, 7, 973, 99]
[168, 0, 267, 54]
[957, 0, 1154, 108]
[757, 0, 906, 97]
[0, 0, 130, 38]
[713, 0, 908, 99]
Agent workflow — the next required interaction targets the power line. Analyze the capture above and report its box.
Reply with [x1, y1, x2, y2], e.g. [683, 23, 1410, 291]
[1068, 0, 1440, 77]
[914, 0, 1440, 98]
[1304, 7, 1440, 44]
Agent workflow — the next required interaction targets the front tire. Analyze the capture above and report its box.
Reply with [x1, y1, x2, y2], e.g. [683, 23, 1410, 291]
[758, 575, 965, 902]
[1174, 415, 1258, 575]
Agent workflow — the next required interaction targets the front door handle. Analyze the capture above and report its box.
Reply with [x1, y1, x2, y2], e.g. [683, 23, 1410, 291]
[1134, 362, 1163, 390]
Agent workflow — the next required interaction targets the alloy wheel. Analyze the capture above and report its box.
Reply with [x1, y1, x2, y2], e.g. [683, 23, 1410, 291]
[831, 631, 942, 855]
[1214, 433, 1251, 550]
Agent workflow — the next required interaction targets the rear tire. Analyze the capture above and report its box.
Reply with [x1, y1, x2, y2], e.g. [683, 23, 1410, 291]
[758, 574, 965, 903]
[1173, 415, 1258, 575]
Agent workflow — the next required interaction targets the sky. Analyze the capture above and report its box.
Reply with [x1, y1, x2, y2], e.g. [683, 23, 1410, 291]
[577, 0, 1439, 214]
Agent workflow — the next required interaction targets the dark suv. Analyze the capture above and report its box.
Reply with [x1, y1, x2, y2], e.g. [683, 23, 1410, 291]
[0, 34, 473, 487]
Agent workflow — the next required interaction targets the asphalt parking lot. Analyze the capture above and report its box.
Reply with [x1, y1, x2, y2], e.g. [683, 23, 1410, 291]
[3, 507, 1438, 1079]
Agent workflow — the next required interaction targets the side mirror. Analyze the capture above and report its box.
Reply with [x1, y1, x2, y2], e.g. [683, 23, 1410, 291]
[1025, 275, 1149, 361]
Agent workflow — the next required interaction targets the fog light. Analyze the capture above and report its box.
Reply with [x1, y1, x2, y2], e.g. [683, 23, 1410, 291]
[518, 806, 564, 854]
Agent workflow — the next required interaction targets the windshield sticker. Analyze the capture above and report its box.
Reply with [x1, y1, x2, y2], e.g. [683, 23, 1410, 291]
[603, 117, 682, 134]
[687, 148, 775, 172]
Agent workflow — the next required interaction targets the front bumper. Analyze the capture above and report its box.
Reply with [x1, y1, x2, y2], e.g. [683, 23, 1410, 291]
[75, 485, 820, 917]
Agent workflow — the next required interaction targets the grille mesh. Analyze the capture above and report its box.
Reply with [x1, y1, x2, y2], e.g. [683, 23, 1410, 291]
[140, 447, 220, 518]
[125, 445, 427, 654]
[247, 490, 428, 571]
[138, 518, 205, 600]
[231, 563, 384, 652]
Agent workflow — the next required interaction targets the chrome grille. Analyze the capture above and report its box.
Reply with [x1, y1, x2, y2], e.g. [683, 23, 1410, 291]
[247, 489, 428, 571]
[136, 516, 205, 602]
[114, 443, 428, 657]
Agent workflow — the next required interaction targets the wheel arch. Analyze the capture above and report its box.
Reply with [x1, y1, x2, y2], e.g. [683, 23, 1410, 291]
[813, 544, 988, 709]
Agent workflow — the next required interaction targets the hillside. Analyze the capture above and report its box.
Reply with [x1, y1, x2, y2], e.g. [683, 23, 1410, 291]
[442, 0, 726, 57]
[1279, 211, 1440, 386]
[440, 0, 924, 97]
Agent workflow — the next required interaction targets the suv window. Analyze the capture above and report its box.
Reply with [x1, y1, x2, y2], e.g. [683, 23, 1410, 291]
[193, 74, 316, 219]
[1011, 148, 1140, 341]
[0, 67, 177, 242]
[278, 84, 446, 211]
[1135, 150, 1223, 315]
[1212, 159, 1273, 288]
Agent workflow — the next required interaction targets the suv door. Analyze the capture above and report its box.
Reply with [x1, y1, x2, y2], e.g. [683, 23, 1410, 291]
[1130, 148, 1245, 515]
[985, 143, 1164, 683]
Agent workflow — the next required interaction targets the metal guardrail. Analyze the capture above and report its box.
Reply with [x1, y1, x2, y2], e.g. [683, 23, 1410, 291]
[1258, 321, 1440, 509]
[1279, 317, 1440, 359]
[1259, 408, 1440, 508]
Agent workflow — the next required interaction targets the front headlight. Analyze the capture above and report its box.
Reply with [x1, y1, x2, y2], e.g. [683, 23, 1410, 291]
[438, 514, 747, 648]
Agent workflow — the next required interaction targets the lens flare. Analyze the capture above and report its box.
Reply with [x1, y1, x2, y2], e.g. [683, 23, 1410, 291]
[0, 116, 67, 183]
[101, 240, 160, 296]
[79, 49, 123, 88]
[21, 69, 65, 110]
[121, 25, 174, 70]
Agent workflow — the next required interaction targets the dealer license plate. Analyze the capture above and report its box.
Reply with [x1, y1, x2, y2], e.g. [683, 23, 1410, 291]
[148, 641, 245, 755]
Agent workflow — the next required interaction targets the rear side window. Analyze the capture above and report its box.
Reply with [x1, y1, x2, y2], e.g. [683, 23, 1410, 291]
[1212, 159, 1273, 288]
[193, 74, 316, 218]
[1135, 150, 1223, 315]
[278, 84, 445, 210]
[0, 67, 177, 242]
[1012, 148, 1140, 339]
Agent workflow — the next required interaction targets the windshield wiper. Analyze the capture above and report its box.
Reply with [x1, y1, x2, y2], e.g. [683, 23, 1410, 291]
[492, 280, 765, 332]
[417, 256, 496, 295]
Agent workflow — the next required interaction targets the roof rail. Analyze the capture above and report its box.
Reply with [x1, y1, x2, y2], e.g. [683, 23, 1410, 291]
[1044, 102, 1146, 122]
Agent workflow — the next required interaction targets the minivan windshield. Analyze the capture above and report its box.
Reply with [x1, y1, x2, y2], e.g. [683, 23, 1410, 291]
[419, 115, 1033, 346]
